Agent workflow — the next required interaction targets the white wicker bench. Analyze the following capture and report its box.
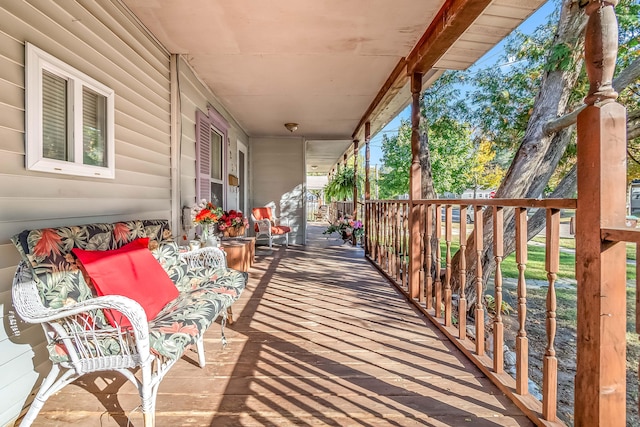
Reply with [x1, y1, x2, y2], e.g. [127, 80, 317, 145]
[11, 220, 246, 427]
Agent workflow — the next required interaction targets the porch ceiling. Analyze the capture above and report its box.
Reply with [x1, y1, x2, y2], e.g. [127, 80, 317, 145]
[122, 0, 546, 172]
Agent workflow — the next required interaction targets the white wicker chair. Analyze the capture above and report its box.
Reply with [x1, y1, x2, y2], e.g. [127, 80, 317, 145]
[251, 207, 290, 248]
[12, 261, 173, 427]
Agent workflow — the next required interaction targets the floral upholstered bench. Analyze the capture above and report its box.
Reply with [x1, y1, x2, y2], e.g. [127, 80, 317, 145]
[11, 219, 246, 427]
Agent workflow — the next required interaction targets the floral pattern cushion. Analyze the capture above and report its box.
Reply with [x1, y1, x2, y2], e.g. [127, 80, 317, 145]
[148, 267, 246, 359]
[46, 267, 246, 362]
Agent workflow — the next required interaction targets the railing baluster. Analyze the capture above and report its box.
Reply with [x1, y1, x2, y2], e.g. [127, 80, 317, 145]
[493, 206, 504, 373]
[636, 243, 639, 417]
[474, 205, 484, 356]
[419, 204, 425, 303]
[515, 207, 529, 395]
[384, 203, 392, 274]
[543, 208, 559, 421]
[392, 202, 400, 283]
[445, 205, 453, 326]
[377, 202, 381, 265]
[426, 204, 433, 310]
[459, 205, 468, 340]
[402, 203, 411, 292]
[382, 202, 387, 272]
[434, 204, 443, 318]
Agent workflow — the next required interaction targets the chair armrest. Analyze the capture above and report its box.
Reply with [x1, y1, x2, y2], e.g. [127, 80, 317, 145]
[254, 218, 272, 232]
[12, 263, 151, 358]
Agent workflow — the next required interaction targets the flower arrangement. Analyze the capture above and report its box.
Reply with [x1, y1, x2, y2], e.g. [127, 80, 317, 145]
[191, 200, 249, 239]
[191, 200, 223, 226]
[217, 210, 249, 233]
[323, 216, 363, 242]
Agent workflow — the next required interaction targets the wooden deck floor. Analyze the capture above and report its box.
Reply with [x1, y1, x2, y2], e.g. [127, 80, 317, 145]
[25, 224, 533, 426]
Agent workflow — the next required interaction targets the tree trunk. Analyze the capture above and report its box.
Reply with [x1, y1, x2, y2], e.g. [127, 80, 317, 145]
[419, 117, 437, 199]
[451, 0, 587, 309]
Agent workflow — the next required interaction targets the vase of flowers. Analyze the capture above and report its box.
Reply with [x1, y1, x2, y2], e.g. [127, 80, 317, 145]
[218, 210, 249, 238]
[191, 199, 223, 246]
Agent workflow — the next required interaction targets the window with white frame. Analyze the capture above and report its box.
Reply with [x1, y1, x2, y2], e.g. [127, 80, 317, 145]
[25, 43, 115, 178]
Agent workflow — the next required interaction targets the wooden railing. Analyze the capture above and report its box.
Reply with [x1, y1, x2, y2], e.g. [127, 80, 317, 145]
[365, 198, 578, 426]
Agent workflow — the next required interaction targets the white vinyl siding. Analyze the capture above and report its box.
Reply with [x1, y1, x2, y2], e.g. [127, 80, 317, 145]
[0, 1, 171, 424]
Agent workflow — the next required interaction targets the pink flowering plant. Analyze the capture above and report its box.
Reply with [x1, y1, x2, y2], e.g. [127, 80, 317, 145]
[323, 215, 363, 241]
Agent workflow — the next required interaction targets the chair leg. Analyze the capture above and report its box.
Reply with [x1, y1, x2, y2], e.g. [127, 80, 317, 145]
[139, 363, 156, 427]
[196, 335, 206, 368]
[20, 364, 78, 427]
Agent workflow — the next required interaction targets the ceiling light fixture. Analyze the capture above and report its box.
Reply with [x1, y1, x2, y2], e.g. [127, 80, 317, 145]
[284, 122, 299, 133]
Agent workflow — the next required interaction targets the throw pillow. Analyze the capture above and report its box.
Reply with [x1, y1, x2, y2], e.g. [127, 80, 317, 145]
[72, 238, 179, 328]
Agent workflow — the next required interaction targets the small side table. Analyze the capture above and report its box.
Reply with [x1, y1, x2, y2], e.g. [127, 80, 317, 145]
[220, 237, 255, 272]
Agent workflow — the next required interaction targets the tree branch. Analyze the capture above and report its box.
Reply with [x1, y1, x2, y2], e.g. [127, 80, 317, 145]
[544, 56, 640, 135]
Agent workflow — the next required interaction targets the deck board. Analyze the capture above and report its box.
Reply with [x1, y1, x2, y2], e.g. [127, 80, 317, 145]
[24, 224, 533, 426]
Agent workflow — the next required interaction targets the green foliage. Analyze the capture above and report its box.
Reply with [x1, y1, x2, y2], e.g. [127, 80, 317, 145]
[378, 123, 411, 198]
[324, 166, 362, 201]
[544, 43, 574, 72]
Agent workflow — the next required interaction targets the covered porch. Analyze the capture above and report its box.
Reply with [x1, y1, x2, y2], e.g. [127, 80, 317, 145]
[20, 225, 531, 426]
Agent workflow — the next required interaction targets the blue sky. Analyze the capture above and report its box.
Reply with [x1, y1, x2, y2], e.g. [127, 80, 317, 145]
[366, 0, 557, 167]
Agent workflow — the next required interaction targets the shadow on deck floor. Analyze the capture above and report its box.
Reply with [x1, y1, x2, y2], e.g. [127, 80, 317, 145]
[25, 224, 533, 426]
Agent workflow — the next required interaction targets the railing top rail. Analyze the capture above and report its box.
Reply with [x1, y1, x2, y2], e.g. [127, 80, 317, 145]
[601, 227, 640, 243]
[366, 198, 576, 209]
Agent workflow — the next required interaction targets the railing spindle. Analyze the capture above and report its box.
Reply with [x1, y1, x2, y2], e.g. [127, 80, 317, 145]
[434, 204, 443, 318]
[426, 204, 433, 310]
[394, 202, 401, 283]
[459, 205, 468, 340]
[445, 205, 453, 326]
[474, 205, 485, 356]
[404, 202, 410, 290]
[493, 206, 504, 373]
[515, 207, 529, 395]
[636, 243, 640, 418]
[419, 204, 425, 303]
[543, 208, 559, 421]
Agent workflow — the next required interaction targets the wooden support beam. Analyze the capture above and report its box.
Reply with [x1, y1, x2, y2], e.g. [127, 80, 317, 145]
[406, 0, 492, 75]
[365, 123, 371, 256]
[575, 2, 626, 425]
[408, 72, 422, 299]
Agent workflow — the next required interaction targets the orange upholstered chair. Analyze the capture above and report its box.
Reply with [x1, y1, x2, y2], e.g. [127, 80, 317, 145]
[252, 207, 291, 248]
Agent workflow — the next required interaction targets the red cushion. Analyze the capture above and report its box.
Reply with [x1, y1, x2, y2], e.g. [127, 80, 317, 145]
[72, 238, 178, 328]
[272, 225, 291, 235]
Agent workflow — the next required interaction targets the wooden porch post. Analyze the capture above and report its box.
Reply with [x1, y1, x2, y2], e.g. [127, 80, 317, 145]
[353, 139, 359, 219]
[575, 1, 627, 425]
[365, 122, 371, 256]
[352, 139, 359, 246]
[408, 72, 422, 299]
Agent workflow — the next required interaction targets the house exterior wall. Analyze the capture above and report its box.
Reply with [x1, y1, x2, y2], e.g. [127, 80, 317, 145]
[0, 1, 249, 424]
[250, 137, 306, 245]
